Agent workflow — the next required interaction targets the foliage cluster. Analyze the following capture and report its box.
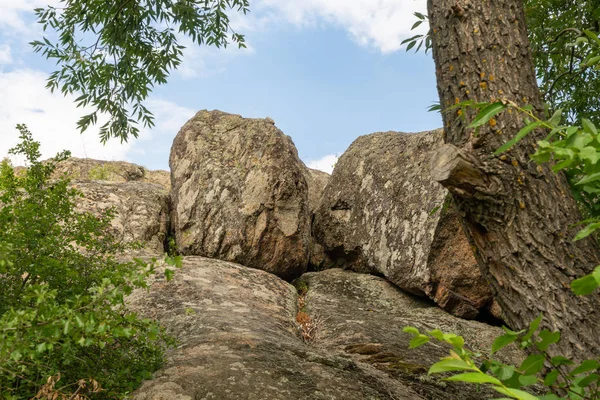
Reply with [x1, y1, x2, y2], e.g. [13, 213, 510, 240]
[0, 125, 180, 399]
[404, 313, 599, 400]
[526, 0, 600, 123]
[31, 0, 250, 143]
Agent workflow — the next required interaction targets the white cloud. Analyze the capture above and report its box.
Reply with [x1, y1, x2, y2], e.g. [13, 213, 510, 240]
[0, 68, 197, 169]
[253, 0, 428, 53]
[306, 154, 338, 174]
[137, 98, 195, 143]
[0, 69, 132, 164]
[176, 35, 254, 79]
[0, 0, 60, 34]
[0, 44, 12, 64]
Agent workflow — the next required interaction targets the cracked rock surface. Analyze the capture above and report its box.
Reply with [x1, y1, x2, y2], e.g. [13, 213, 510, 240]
[128, 258, 522, 400]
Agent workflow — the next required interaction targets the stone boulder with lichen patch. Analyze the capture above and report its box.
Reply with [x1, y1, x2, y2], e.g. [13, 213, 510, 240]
[128, 259, 522, 400]
[52, 157, 171, 190]
[313, 130, 495, 319]
[72, 180, 169, 255]
[169, 110, 311, 280]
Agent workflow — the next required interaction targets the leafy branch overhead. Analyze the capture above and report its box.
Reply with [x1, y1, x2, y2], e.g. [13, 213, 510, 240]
[30, 0, 250, 143]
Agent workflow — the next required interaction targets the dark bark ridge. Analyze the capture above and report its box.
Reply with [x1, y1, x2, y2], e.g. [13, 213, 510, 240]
[427, 0, 600, 361]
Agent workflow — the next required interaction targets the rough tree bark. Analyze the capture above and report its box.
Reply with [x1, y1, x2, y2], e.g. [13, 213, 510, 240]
[427, 0, 600, 361]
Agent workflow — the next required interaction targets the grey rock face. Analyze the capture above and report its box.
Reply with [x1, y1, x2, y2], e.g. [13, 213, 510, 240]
[313, 130, 493, 318]
[72, 181, 169, 255]
[303, 167, 335, 269]
[304, 168, 330, 215]
[169, 110, 311, 279]
[52, 157, 171, 190]
[128, 259, 522, 400]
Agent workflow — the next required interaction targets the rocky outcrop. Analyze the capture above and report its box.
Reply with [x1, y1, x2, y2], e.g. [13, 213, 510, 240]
[52, 157, 170, 190]
[72, 181, 169, 255]
[303, 167, 334, 269]
[128, 258, 522, 400]
[169, 110, 311, 280]
[313, 130, 493, 319]
[304, 168, 330, 215]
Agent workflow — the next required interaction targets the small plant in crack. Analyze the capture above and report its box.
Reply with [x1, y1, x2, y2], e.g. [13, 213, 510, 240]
[293, 279, 324, 343]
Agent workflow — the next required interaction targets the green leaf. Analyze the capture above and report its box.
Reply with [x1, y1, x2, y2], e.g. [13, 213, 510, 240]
[429, 358, 475, 374]
[518, 374, 538, 386]
[548, 109, 563, 126]
[468, 102, 506, 129]
[573, 223, 600, 241]
[428, 329, 444, 340]
[520, 354, 545, 375]
[551, 355, 574, 366]
[495, 122, 543, 155]
[571, 268, 600, 294]
[410, 334, 430, 348]
[583, 29, 600, 47]
[493, 387, 541, 400]
[569, 359, 600, 377]
[492, 333, 520, 354]
[429, 206, 440, 216]
[449, 335, 465, 349]
[582, 118, 598, 135]
[445, 372, 502, 385]
[495, 365, 516, 381]
[403, 326, 420, 335]
[523, 314, 543, 341]
[164, 268, 175, 281]
[577, 373, 599, 388]
[576, 171, 600, 186]
[411, 20, 423, 30]
[535, 329, 561, 351]
[578, 147, 600, 165]
[539, 395, 560, 400]
[585, 55, 600, 67]
[543, 369, 559, 386]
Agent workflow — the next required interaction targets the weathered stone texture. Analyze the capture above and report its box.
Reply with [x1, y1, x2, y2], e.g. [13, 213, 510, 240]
[52, 157, 170, 190]
[304, 167, 330, 215]
[128, 260, 522, 400]
[303, 167, 334, 269]
[313, 130, 493, 318]
[169, 110, 311, 279]
[72, 181, 169, 254]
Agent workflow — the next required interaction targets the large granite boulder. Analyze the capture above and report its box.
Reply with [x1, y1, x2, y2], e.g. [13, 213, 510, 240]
[128, 258, 522, 400]
[313, 130, 494, 319]
[72, 181, 169, 255]
[52, 157, 170, 190]
[169, 110, 311, 280]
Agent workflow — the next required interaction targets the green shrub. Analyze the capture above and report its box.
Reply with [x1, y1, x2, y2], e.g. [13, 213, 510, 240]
[0, 125, 178, 399]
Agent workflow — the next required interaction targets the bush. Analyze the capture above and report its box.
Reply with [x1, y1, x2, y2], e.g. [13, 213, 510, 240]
[0, 125, 177, 399]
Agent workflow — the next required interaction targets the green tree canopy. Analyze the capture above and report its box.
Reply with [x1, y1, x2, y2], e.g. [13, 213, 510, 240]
[31, 0, 250, 143]
[526, 0, 600, 123]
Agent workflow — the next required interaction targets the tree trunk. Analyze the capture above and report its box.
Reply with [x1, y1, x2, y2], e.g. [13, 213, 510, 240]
[427, 0, 600, 361]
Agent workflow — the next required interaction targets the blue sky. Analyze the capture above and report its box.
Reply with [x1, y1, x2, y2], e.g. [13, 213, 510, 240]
[0, 0, 441, 173]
